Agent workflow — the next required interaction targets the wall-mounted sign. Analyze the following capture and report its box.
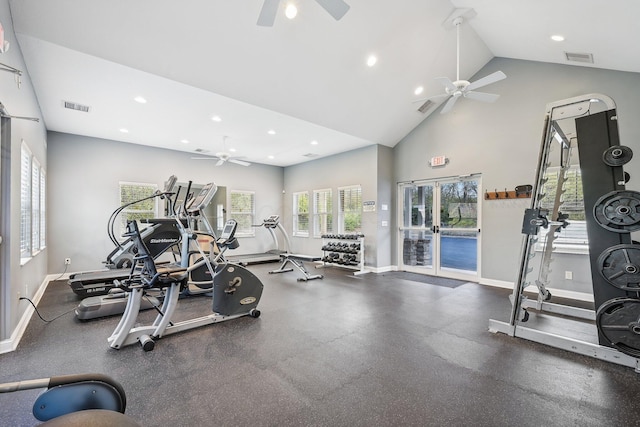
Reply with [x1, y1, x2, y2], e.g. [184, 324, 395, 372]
[429, 155, 449, 167]
[363, 200, 376, 212]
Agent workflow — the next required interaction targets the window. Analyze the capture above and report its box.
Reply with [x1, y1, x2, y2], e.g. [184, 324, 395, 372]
[293, 191, 309, 237]
[313, 188, 332, 237]
[538, 166, 587, 250]
[338, 185, 362, 233]
[20, 141, 46, 262]
[119, 182, 158, 238]
[230, 190, 255, 236]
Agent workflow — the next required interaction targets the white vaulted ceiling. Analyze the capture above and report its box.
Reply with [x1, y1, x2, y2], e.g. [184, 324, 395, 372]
[6, 0, 640, 166]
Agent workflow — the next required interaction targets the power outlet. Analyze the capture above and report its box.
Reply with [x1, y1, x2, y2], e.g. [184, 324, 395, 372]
[565, 271, 573, 280]
[64, 258, 71, 265]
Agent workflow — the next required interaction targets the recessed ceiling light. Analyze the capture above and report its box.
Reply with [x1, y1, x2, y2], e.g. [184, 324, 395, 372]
[551, 35, 565, 42]
[366, 55, 377, 67]
[134, 96, 147, 104]
[285, 3, 297, 19]
[268, 155, 275, 159]
[181, 139, 189, 144]
[229, 148, 236, 152]
[211, 115, 222, 122]
[310, 140, 318, 145]
[267, 129, 276, 135]
[414, 86, 424, 96]
[119, 128, 129, 133]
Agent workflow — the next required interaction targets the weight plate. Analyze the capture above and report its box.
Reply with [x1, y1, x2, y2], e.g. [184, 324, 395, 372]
[593, 190, 640, 232]
[603, 145, 633, 167]
[596, 297, 640, 358]
[597, 244, 640, 291]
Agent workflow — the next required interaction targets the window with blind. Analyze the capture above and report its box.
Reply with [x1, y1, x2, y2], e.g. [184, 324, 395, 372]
[338, 185, 362, 233]
[538, 166, 588, 249]
[230, 190, 255, 236]
[313, 188, 332, 237]
[119, 182, 158, 238]
[293, 191, 309, 237]
[21, 141, 46, 262]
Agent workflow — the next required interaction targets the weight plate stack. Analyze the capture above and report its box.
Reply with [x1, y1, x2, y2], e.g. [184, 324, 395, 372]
[597, 244, 640, 291]
[596, 297, 640, 358]
[602, 145, 633, 167]
[593, 190, 640, 232]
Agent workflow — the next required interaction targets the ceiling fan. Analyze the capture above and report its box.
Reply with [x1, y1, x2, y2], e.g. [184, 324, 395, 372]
[257, 0, 350, 26]
[420, 14, 506, 114]
[191, 136, 251, 167]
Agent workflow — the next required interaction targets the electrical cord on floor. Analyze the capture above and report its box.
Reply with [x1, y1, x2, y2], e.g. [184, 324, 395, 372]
[50, 263, 69, 281]
[19, 297, 76, 323]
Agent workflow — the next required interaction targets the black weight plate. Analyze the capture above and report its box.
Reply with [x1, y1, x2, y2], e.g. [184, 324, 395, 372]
[593, 190, 640, 232]
[596, 297, 640, 358]
[603, 145, 633, 167]
[597, 244, 640, 291]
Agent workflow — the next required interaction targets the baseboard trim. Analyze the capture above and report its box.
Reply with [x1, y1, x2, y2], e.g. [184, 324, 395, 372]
[0, 274, 59, 354]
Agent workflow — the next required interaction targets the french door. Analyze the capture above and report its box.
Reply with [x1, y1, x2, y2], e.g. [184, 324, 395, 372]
[398, 175, 480, 280]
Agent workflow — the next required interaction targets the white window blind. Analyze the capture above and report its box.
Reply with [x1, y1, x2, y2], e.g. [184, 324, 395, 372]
[230, 190, 255, 236]
[119, 182, 158, 238]
[20, 143, 32, 259]
[293, 191, 309, 237]
[338, 185, 362, 233]
[313, 188, 332, 237]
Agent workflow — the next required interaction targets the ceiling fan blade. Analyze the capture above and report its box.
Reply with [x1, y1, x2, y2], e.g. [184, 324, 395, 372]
[315, 0, 350, 21]
[435, 77, 457, 94]
[465, 70, 506, 92]
[257, 0, 280, 26]
[215, 159, 225, 167]
[465, 91, 500, 103]
[440, 96, 459, 114]
[229, 159, 251, 167]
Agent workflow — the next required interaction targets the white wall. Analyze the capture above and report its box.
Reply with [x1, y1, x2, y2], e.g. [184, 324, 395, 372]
[394, 57, 640, 290]
[47, 132, 284, 273]
[0, 0, 48, 343]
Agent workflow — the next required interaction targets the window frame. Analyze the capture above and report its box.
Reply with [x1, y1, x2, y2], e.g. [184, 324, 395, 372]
[118, 181, 159, 239]
[313, 188, 333, 237]
[293, 191, 310, 237]
[20, 141, 46, 264]
[229, 190, 256, 237]
[338, 185, 362, 234]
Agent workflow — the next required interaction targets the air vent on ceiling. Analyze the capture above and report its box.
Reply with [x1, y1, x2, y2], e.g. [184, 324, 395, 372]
[194, 148, 210, 153]
[302, 153, 319, 158]
[63, 100, 91, 113]
[417, 99, 435, 114]
[564, 52, 594, 64]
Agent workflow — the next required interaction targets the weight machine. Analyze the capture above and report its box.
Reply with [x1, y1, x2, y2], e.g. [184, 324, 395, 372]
[489, 93, 640, 371]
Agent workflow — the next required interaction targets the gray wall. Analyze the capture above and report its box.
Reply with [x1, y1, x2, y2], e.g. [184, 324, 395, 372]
[394, 57, 640, 291]
[0, 0, 48, 342]
[47, 132, 284, 273]
[283, 145, 384, 267]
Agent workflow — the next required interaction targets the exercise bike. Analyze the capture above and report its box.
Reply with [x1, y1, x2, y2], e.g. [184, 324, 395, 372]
[108, 218, 262, 351]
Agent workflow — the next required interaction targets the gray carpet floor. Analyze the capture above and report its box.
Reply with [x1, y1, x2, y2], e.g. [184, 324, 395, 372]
[2, 264, 640, 426]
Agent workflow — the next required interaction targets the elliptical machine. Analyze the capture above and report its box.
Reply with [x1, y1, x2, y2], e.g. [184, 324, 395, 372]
[68, 176, 183, 298]
[74, 181, 230, 320]
[108, 218, 262, 351]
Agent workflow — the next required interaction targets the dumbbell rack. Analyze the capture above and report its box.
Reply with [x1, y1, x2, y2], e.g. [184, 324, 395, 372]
[489, 93, 640, 371]
[320, 234, 365, 274]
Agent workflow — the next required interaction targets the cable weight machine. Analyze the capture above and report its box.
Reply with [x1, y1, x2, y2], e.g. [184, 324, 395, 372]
[489, 93, 640, 371]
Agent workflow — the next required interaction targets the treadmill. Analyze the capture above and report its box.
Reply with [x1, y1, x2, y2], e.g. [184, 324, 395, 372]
[226, 215, 290, 265]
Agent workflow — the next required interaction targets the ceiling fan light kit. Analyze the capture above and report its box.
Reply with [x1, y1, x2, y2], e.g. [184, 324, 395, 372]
[191, 136, 251, 167]
[420, 9, 507, 114]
